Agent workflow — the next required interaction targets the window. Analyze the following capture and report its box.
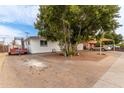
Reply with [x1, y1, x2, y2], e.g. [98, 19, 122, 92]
[40, 40, 47, 46]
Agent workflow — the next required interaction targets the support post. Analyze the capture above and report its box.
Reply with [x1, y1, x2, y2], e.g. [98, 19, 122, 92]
[100, 41, 102, 55]
[113, 40, 115, 52]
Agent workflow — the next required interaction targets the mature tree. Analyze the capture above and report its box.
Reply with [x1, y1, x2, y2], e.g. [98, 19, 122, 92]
[35, 5, 121, 56]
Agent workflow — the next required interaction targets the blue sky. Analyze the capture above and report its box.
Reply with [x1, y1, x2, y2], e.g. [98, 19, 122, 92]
[0, 5, 39, 43]
[0, 5, 124, 43]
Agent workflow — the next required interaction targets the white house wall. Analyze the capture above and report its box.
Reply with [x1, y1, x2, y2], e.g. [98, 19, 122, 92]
[24, 38, 84, 54]
[30, 39, 61, 54]
[24, 40, 31, 53]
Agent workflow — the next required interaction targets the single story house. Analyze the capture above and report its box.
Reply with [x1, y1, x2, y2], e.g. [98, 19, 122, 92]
[24, 36, 83, 54]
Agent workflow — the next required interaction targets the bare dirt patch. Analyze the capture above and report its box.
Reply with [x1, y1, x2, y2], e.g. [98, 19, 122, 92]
[0, 51, 119, 88]
[40, 51, 107, 62]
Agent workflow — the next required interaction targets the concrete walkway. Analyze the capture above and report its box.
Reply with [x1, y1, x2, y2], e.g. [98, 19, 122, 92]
[93, 52, 124, 88]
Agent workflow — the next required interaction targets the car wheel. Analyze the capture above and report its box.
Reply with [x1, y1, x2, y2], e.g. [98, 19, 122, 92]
[8, 52, 11, 55]
[102, 48, 105, 51]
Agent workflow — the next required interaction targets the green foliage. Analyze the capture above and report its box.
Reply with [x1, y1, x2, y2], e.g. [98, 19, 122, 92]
[104, 32, 123, 44]
[95, 42, 100, 47]
[35, 5, 121, 56]
[116, 43, 124, 47]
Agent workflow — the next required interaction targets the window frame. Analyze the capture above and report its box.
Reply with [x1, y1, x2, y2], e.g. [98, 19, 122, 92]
[40, 40, 48, 47]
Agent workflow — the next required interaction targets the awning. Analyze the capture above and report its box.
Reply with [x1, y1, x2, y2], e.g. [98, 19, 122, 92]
[100, 38, 113, 42]
[88, 38, 113, 44]
[88, 40, 97, 44]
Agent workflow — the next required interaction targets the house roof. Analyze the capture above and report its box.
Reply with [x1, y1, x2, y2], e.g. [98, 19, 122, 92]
[25, 36, 46, 41]
[88, 40, 97, 44]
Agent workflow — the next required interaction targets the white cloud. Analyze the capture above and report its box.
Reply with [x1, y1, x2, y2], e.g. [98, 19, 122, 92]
[0, 25, 26, 43]
[0, 5, 39, 25]
[0, 6, 39, 44]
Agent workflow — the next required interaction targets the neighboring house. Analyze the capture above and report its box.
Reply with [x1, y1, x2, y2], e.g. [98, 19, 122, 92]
[24, 36, 84, 54]
[0, 41, 8, 52]
[24, 36, 61, 54]
[0, 41, 4, 52]
[0, 41, 4, 45]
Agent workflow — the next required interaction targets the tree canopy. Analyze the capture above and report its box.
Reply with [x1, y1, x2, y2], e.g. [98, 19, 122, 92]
[35, 5, 121, 56]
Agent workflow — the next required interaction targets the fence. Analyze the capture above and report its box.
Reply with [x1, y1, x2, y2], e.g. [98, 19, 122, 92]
[0, 44, 8, 52]
[115, 47, 124, 52]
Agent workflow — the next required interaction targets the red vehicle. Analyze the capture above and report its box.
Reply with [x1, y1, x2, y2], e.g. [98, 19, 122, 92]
[8, 37, 28, 55]
[8, 48, 28, 55]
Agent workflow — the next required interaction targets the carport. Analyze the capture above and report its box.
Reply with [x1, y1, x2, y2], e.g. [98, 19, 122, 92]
[88, 38, 115, 55]
[99, 38, 114, 55]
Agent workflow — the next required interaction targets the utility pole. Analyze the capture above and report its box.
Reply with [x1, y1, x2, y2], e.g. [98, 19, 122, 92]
[2, 37, 5, 52]
[25, 32, 30, 54]
[25, 32, 29, 39]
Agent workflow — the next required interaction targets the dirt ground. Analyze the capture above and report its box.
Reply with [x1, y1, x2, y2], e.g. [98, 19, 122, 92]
[40, 51, 107, 61]
[0, 53, 6, 72]
[0, 51, 121, 88]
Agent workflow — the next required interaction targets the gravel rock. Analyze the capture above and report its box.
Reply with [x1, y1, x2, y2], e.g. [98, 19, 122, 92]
[23, 59, 48, 70]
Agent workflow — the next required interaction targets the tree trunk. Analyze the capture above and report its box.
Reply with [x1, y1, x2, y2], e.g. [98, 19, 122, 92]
[62, 43, 77, 57]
